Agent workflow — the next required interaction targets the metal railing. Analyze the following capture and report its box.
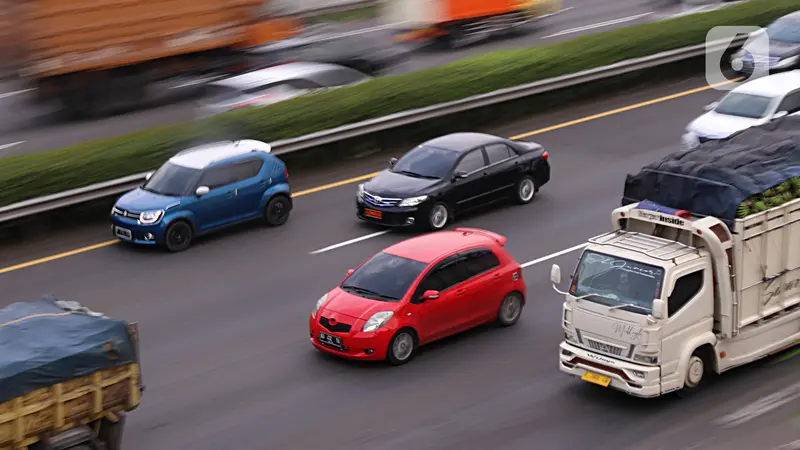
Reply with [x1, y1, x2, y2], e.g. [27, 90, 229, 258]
[0, 35, 746, 224]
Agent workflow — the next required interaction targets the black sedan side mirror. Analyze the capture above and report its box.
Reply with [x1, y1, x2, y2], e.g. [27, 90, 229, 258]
[452, 171, 468, 181]
[388, 157, 398, 167]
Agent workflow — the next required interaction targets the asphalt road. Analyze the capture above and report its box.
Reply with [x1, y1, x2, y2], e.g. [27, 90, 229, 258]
[0, 0, 718, 157]
[1, 75, 798, 450]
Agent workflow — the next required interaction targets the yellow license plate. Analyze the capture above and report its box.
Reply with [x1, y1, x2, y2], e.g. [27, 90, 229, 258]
[581, 371, 611, 387]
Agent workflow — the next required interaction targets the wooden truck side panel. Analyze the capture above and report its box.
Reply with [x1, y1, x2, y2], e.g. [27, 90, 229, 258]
[0, 363, 141, 450]
[21, 0, 264, 78]
[732, 197, 800, 332]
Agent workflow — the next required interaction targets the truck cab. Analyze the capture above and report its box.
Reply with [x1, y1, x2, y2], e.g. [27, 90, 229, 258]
[552, 199, 800, 398]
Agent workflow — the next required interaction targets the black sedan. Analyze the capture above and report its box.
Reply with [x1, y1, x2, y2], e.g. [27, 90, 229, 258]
[356, 132, 550, 230]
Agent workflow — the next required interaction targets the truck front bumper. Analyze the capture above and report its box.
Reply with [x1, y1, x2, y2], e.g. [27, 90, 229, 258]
[559, 342, 662, 398]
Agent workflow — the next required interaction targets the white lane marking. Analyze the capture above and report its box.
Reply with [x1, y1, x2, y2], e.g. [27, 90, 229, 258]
[309, 230, 391, 254]
[714, 380, 800, 428]
[0, 89, 33, 99]
[0, 141, 24, 152]
[535, 6, 575, 20]
[776, 440, 800, 450]
[520, 243, 588, 268]
[541, 12, 653, 39]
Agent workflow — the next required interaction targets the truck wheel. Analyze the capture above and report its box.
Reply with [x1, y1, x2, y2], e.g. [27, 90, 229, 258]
[678, 348, 712, 397]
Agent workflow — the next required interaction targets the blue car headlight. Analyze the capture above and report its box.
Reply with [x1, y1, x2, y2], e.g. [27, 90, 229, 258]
[138, 210, 164, 225]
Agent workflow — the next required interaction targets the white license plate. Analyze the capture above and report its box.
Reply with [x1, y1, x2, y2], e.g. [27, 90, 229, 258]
[115, 226, 132, 240]
[319, 332, 343, 349]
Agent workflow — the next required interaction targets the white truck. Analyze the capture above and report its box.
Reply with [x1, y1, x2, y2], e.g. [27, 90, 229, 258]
[550, 199, 800, 397]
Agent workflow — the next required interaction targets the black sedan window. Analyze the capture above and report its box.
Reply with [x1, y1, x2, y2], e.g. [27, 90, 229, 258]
[341, 252, 428, 302]
[391, 145, 461, 179]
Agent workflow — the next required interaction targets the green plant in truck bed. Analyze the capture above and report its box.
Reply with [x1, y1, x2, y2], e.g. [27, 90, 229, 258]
[0, 0, 799, 208]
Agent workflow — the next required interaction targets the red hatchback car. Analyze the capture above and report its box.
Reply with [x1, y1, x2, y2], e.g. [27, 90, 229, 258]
[309, 227, 526, 365]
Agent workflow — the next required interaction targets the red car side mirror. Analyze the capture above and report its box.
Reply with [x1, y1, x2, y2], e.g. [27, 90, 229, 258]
[422, 290, 440, 300]
[347, 269, 355, 276]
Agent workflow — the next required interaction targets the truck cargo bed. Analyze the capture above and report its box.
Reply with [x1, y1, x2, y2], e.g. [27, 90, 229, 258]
[0, 363, 141, 450]
[733, 197, 800, 332]
[21, 0, 264, 78]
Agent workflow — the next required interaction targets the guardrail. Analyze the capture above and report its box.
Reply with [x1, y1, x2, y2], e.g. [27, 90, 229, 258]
[0, 35, 747, 224]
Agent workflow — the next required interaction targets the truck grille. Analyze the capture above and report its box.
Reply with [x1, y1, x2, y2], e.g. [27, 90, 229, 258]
[363, 192, 402, 208]
[584, 338, 625, 357]
[320, 317, 351, 333]
[112, 207, 141, 220]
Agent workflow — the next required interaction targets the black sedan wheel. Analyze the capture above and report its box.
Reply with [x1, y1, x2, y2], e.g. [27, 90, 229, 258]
[514, 175, 536, 205]
[427, 202, 450, 230]
[164, 221, 193, 252]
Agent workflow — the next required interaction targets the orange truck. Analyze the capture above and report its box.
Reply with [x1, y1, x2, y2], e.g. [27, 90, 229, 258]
[16, 0, 302, 116]
[385, 0, 561, 48]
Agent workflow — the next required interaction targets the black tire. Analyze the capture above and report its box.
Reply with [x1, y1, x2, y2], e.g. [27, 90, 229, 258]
[426, 201, 450, 231]
[264, 195, 291, 227]
[163, 221, 193, 253]
[98, 415, 125, 450]
[496, 292, 524, 327]
[513, 175, 537, 205]
[678, 347, 713, 397]
[386, 329, 417, 366]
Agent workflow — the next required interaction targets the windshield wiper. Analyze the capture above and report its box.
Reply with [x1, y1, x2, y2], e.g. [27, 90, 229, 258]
[396, 170, 424, 178]
[608, 303, 651, 312]
[341, 285, 399, 301]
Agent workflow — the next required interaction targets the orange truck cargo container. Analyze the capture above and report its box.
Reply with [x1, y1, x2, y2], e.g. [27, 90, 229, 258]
[384, 0, 560, 48]
[15, 0, 301, 116]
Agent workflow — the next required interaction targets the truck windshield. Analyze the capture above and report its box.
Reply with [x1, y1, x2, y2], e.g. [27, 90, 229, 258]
[570, 250, 665, 315]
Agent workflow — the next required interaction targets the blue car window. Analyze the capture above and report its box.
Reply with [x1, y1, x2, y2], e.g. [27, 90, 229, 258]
[142, 162, 202, 197]
[230, 159, 264, 182]
[199, 164, 239, 190]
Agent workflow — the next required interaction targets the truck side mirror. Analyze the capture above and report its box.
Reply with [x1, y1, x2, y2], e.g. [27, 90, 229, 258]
[388, 157, 397, 167]
[550, 264, 561, 285]
[651, 299, 665, 319]
[772, 110, 788, 120]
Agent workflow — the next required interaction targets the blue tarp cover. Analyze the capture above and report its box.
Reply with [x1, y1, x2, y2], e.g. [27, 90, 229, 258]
[0, 296, 136, 403]
[622, 116, 800, 225]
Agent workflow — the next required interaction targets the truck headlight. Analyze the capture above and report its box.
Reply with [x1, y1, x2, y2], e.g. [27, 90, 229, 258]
[634, 353, 658, 365]
[362, 311, 394, 332]
[312, 293, 328, 318]
[399, 195, 427, 207]
[564, 330, 578, 344]
[138, 210, 164, 224]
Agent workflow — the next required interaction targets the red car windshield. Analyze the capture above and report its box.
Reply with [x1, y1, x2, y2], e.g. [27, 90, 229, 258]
[341, 252, 427, 302]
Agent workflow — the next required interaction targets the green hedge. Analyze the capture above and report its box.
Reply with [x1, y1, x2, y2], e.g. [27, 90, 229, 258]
[0, 0, 798, 208]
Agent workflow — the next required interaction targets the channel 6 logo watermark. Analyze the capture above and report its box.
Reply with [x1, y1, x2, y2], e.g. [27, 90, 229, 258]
[706, 26, 770, 91]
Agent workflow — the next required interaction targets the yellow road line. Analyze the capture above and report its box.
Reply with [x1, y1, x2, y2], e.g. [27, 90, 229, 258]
[0, 79, 734, 275]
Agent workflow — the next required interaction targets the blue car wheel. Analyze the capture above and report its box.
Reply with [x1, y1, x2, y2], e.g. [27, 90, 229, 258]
[264, 195, 291, 227]
[164, 221, 193, 252]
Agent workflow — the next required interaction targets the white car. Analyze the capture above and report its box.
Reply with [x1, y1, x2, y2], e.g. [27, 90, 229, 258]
[682, 70, 800, 150]
[196, 61, 371, 118]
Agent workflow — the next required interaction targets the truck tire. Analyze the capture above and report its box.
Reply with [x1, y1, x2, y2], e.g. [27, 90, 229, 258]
[98, 415, 126, 450]
[678, 347, 713, 397]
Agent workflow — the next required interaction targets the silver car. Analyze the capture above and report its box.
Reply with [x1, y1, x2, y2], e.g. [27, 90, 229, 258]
[196, 61, 371, 118]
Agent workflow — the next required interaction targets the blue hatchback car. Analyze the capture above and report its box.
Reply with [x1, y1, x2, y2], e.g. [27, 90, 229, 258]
[110, 139, 292, 252]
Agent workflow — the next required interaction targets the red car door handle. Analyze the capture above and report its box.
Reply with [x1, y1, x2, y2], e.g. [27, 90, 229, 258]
[493, 273, 502, 279]
[455, 289, 465, 296]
